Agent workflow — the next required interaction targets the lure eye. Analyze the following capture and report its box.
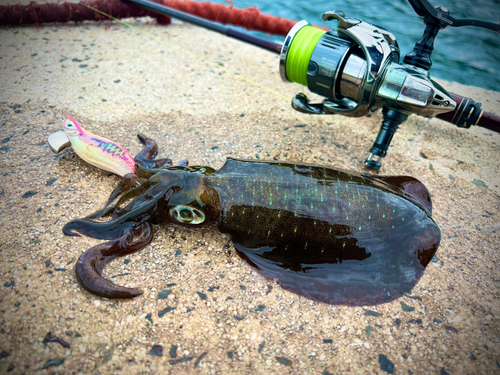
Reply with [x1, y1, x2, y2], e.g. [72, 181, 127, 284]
[170, 205, 205, 225]
[64, 121, 75, 130]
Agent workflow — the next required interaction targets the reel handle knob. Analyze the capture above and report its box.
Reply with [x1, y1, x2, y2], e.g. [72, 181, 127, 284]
[291, 93, 326, 114]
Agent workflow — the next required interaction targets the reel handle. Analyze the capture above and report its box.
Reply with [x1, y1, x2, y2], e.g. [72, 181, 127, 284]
[407, 0, 500, 32]
[404, 0, 500, 70]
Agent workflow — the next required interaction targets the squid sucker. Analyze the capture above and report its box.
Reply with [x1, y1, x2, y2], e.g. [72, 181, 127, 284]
[63, 135, 440, 305]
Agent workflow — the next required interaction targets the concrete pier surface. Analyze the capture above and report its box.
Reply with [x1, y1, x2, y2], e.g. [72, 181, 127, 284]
[1, 15, 499, 374]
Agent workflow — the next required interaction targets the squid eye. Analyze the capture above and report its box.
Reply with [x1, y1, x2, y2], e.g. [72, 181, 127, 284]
[170, 205, 205, 224]
[179, 208, 193, 221]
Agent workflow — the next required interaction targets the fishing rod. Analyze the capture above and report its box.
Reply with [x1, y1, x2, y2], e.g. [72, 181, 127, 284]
[126, 0, 500, 169]
[125, 0, 282, 53]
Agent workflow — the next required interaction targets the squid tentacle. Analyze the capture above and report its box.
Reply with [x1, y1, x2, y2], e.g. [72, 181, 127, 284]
[85, 170, 174, 222]
[105, 173, 143, 208]
[63, 182, 175, 239]
[135, 133, 172, 169]
[104, 134, 172, 207]
[100, 176, 159, 219]
[75, 222, 153, 298]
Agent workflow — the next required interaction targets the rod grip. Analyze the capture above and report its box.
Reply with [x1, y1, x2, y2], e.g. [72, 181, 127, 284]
[436, 93, 500, 133]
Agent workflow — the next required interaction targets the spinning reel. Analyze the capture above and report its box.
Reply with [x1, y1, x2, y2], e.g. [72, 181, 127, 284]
[279, 0, 500, 168]
[127, 0, 500, 168]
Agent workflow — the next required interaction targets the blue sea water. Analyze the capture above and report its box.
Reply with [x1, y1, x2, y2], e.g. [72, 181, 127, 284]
[211, 0, 500, 92]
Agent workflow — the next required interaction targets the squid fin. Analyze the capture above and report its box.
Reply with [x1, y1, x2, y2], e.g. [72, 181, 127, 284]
[369, 175, 432, 214]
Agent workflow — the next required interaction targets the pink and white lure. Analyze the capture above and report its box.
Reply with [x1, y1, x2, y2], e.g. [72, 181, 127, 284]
[62, 115, 135, 177]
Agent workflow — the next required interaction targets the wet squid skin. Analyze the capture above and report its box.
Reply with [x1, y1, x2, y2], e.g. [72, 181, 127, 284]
[64, 138, 440, 305]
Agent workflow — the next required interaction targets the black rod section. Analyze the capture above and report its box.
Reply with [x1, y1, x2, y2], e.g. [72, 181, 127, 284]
[123, 0, 283, 54]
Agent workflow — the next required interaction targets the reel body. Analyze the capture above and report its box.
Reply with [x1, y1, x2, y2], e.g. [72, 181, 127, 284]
[280, 11, 457, 168]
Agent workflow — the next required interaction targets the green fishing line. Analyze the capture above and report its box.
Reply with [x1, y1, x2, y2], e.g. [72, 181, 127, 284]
[285, 26, 326, 86]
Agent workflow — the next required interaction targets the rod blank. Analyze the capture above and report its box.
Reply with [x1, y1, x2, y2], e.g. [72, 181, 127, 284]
[124, 0, 283, 54]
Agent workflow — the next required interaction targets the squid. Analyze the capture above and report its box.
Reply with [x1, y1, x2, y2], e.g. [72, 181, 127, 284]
[52, 116, 440, 305]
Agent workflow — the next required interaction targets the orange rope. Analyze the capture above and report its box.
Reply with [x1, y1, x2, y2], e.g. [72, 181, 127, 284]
[160, 0, 297, 35]
[0, 0, 327, 35]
